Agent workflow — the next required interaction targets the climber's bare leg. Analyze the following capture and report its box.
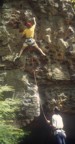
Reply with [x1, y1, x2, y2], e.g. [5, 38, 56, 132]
[33, 42, 46, 56]
[19, 43, 28, 57]
[13, 43, 28, 62]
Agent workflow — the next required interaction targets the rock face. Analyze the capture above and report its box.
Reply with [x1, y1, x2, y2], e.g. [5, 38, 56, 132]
[0, 0, 75, 138]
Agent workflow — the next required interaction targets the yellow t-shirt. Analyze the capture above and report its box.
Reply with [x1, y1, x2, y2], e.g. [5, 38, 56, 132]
[22, 25, 35, 38]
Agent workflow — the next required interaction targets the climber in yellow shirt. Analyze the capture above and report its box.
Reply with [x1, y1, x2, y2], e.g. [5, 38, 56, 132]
[22, 22, 35, 39]
[14, 17, 46, 61]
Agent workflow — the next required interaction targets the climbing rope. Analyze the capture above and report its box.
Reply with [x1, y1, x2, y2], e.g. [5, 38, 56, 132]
[31, 57, 48, 123]
[32, 57, 37, 85]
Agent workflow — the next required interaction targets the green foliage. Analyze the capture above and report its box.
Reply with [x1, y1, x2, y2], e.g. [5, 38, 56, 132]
[0, 98, 21, 121]
[0, 85, 29, 144]
[0, 124, 24, 144]
[70, 0, 75, 8]
[0, 85, 14, 98]
[70, 0, 75, 2]
[0, 97, 30, 144]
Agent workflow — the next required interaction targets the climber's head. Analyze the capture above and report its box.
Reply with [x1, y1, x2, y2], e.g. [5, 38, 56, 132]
[53, 106, 60, 114]
[26, 22, 32, 28]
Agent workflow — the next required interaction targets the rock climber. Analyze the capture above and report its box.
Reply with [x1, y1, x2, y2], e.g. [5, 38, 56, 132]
[14, 17, 46, 61]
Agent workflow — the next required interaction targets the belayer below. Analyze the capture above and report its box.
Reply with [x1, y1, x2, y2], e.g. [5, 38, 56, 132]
[45, 106, 66, 144]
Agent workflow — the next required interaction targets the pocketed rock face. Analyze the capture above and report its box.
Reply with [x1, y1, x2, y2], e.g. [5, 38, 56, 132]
[0, 0, 75, 137]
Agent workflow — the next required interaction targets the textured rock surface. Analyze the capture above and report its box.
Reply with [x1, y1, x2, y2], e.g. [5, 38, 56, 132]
[0, 0, 75, 138]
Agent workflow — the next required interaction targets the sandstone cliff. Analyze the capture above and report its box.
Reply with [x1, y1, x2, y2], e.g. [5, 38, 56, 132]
[0, 0, 75, 139]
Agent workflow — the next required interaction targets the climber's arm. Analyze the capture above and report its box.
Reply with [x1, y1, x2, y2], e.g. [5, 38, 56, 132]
[33, 17, 36, 27]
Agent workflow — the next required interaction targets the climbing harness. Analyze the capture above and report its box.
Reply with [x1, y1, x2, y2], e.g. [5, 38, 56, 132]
[24, 38, 35, 46]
